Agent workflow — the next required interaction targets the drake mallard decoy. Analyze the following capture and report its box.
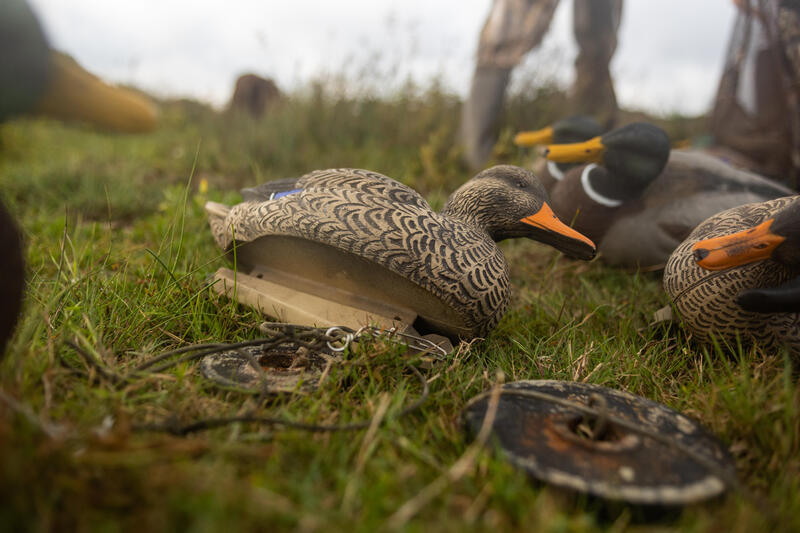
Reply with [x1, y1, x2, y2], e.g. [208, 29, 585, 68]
[540, 122, 794, 268]
[206, 166, 596, 340]
[663, 196, 800, 355]
[514, 115, 604, 190]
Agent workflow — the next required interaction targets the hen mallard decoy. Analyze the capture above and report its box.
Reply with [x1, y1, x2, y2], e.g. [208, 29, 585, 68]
[514, 115, 604, 191]
[540, 122, 793, 268]
[663, 196, 800, 355]
[206, 166, 596, 340]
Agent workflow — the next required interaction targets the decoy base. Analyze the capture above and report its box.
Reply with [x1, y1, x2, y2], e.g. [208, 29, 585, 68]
[210, 267, 417, 333]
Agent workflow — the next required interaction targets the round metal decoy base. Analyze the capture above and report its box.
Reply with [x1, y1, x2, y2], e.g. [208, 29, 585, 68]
[462, 380, 735, 506]
[200, 342, 337, 394]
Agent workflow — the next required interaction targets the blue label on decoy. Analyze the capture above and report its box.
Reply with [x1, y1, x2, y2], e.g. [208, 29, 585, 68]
[269, 189, 302, 200]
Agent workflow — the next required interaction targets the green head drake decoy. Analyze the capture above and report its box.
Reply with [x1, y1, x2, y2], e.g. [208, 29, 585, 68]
[541, 122, 793, 269]
[206, 166, 596, 340]
[514, 115, 604, 190]
[663, 196, 800, 355]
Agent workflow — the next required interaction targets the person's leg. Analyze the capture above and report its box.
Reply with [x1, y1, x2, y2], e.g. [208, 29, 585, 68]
[709, 1, 799, 185]
[461, 0, 560, 170]
[775, 2, 800, 186]
[462, 67, 513, 170]
[572, 0, 622, 128]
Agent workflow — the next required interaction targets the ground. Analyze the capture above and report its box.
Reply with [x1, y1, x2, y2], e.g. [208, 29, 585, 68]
[0, 80, 797, 532]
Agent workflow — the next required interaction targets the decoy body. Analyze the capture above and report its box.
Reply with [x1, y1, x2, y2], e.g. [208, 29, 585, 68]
[664, 196, 800, 355]
[206, 166, 595, 340]
[537, 122, 793, 268]
[514, 115, 604, 191]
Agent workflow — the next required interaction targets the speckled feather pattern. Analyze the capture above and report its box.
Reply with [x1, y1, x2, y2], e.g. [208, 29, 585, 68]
[209, 168, 510, 337]
[664, 196, 800, 354]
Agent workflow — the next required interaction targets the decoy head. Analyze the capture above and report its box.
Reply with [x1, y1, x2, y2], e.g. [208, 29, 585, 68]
[514, 115, 603, 147]
[544, 122, 670, 189]
[692, 199, 800, 271]
[443, 165, 596, 260]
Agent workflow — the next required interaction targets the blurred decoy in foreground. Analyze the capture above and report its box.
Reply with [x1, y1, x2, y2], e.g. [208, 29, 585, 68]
[541, 122, 793, 268]
[0, 0, 157, 132]
[514, 115, 604, 191]
[1, 0, 156, 355]
[0, 200, 24, 357]
[206, 166, 596, 340]
[663, 196, 800, 356]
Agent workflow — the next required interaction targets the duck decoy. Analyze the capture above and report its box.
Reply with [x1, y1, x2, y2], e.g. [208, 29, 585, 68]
[1, 0, 157, 132]
[205, 166, 596, 340]
[514, 115, 604, 191]
[540, 122, 794, 268]
[663, 196, 800, 355]
[0, 199, 24, 358]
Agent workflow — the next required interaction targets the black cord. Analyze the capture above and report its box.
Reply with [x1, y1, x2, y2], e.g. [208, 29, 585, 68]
[134, 365, 429, 436]
[63, 327, 431, 436]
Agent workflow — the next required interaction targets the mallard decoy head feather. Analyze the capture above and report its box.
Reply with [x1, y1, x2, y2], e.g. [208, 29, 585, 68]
[443, 165, 596, 259]
[545, 123, 671, 188]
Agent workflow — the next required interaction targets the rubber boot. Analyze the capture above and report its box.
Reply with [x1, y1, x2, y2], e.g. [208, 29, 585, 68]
[572, 0, 622, 129]
[461, 66, 512, 170]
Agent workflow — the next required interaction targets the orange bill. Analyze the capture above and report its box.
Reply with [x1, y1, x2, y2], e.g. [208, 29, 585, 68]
[545, 136, 605, 164]
[692, 218, 786, 271]
[521, 202, 596, 260]
[514, 126, 554, 147]
[671, 138, 691, 150]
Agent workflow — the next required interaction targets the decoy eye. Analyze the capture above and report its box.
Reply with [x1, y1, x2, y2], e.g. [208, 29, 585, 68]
[516, 180, 528, 189]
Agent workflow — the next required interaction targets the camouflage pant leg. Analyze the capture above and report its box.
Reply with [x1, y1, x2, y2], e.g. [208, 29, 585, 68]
[776, 1, 800, 183]
[476, 0, 561, 69]
[710, 0, 800, 186]
[462, 0, 622, 169]
[462, 0, 560, 169]
[572, 0, 623, 127]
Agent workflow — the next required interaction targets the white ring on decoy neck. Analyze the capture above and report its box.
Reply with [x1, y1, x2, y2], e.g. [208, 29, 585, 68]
[580, 163, 623, 208]
[546, 160, 565, 182]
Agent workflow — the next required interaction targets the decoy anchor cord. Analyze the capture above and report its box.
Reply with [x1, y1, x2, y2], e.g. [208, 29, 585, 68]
[63, 323, 441, 436]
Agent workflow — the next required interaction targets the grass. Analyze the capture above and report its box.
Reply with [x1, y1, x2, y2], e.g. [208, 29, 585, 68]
[0, 76, 798, 532]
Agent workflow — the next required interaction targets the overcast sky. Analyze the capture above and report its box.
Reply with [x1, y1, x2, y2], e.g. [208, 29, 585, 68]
[27, 0, 736, 116]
